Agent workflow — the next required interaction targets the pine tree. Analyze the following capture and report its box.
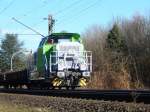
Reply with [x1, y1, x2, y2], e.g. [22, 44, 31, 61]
[0, 34, 25, 71]
[107, 23, 126, 52]
[106, 23, 128, 72]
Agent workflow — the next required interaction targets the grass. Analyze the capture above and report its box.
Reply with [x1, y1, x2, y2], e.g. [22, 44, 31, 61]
[0, 101, 53, 112]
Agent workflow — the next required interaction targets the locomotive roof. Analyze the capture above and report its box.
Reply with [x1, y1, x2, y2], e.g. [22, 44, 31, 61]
[48, 33, 80, 39]
[38, 33, 81, 48]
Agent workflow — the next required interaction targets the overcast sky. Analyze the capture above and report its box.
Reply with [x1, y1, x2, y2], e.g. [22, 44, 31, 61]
[0, 0, 149, 51]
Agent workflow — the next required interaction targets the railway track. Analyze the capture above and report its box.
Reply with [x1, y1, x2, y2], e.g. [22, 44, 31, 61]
[0, 89, 150, 104]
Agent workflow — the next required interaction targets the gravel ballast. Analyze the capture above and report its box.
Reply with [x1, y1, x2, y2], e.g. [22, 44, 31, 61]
[0, 93, 150, 112]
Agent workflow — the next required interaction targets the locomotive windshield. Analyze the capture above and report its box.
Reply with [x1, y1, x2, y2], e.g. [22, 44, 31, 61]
[49, 33, 81, 43]
[58, 39, 70, 43]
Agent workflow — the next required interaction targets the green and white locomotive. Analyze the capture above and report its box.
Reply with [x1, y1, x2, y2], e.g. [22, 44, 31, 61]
[33, 33, 92, 89]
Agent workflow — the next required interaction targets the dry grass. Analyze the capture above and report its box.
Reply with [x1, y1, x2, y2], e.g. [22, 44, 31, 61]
[0, 101, 52, 112]
[88, 68, 131, 89]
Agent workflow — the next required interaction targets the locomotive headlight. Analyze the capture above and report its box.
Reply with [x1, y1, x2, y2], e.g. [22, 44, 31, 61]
[82, 72, 90, 77]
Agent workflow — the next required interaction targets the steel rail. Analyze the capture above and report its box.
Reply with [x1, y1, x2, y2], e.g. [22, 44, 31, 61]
[0, 89, 150, 104]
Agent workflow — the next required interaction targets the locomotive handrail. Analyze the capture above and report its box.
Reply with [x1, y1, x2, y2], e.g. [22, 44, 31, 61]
[49, 51, 92, 72]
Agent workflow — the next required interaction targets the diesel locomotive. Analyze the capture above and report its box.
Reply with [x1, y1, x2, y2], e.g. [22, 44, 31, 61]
[0, 33, 92, 89]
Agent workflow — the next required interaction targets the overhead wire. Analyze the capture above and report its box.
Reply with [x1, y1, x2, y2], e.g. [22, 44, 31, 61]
[17, 34, 41, 35]
[12, 17, 46, 37]
[16, 0, 63, 32]
[19, 0, 49, 19]
[10, 0, 52, 35]
[31, 0, 84, 29]
[0, 0, 49, 38]
[31, 0, 101, 35]
[0, 0, 16, 15]
[54, 0, 82, 16]
[54, 0, 86, 23]
[2, 0, 100, 36]
[56, 0, 101, 26]
[0, 0, 16, 32]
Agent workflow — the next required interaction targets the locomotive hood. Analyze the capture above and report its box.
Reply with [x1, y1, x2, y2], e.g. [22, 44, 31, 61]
[56, 42, 84, 52]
